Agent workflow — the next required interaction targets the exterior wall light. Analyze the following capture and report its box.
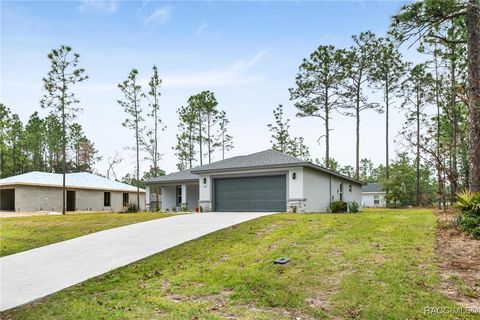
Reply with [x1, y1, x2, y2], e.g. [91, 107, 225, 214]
[292, 172, 296, 180]
[203, 178, 207, 185]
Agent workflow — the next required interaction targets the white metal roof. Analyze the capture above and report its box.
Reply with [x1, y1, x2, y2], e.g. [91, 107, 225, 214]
[0, 172, 145, 193]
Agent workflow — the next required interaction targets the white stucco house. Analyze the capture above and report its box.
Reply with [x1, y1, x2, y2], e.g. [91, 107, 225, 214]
[0, 172, 145, 212]
[362, 183, 387, 207]
[145, 149, 363, 213]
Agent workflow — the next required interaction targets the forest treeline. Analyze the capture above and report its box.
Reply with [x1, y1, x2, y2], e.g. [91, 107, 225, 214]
[1, 1, 479, 210]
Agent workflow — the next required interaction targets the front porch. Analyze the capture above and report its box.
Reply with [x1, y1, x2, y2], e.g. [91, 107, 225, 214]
[146, 183, 199, 212]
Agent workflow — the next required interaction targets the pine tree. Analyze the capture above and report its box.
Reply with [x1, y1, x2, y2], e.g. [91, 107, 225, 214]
[41, 45, 88, 214]
[290, 45, 346, 168]
[118, 69, 145, 211]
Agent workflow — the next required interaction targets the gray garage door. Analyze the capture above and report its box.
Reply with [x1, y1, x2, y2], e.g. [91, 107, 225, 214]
[214, 175, 286, 212]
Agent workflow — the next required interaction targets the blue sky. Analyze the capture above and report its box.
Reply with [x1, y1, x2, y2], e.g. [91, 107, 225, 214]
[1, 0, 416, 177]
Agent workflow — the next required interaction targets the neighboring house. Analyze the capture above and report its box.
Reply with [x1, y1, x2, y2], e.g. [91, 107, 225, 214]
[0, 172, 145, 212]
[362, 183, 386, 207]
[146, 149, 363, 213]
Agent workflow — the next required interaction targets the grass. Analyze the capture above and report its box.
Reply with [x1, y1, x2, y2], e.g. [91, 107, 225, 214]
[0, 212, 174, 257]
[3, 209, 476, 319]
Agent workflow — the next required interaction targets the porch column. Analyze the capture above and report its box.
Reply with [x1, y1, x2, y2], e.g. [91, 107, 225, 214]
[181, 184, 188, 209]
[145, 185, 151, 211]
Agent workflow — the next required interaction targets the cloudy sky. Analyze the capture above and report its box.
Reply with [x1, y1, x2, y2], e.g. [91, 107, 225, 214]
[1, 0, 419, 178]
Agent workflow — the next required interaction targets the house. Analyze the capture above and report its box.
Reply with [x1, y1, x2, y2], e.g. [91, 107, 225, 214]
[0, 172, 145, 212]
[362, 183, 386, 207]
[145, 149, 363, 212]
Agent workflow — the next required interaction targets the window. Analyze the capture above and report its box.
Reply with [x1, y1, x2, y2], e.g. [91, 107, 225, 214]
[104, 192, 111, 206]
[374, 195, 380, 205]
[123, 193, 129, 206]
[176, 186, 182, 206]
[339, 183, 344, 202]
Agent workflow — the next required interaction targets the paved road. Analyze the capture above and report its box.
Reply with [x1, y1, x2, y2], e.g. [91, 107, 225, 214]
[0, 212, 277, 311]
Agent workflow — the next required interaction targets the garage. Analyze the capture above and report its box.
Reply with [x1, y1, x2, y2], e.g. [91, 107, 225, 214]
[1, 188, 15, 211]
[214, 175, 286, 212]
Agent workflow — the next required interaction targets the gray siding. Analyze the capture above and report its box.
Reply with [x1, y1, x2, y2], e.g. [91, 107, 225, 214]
[302, 168, 362, 212]
[302, 167, 331, 212]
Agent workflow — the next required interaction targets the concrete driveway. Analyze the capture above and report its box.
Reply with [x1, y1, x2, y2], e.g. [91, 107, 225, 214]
[0, 211, 277, 311]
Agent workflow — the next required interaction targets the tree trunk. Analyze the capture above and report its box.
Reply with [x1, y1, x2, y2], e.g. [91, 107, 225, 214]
[450, 53, 458, 201]
[198, 113, 203, 166]
[355, 91, 360, 180]
[189, 125, 193, 169]
[385, 80, 389, 182]
[154, 105, 158, 171]
[207, 114, 211, 164]
[416, 88, 420, 207]
[222, 130, 225, 160]
[135, 100, 140, 212]
[325, 87, 330, 169]
[61, 71, 66, 215]
[434, 48, 443, 209]
[62, 110, 66, 214]
[467, 0, 480, 192]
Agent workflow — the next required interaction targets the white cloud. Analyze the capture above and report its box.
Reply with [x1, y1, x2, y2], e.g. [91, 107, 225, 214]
[196, 22, 207, 35]
[78, 0, 118, 14]
[143, 6, 171, 26]
[160, 50, 269, 89]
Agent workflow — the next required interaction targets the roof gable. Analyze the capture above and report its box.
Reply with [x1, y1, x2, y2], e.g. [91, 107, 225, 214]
[190, 149, 304, 173]
[146, 170, 198, 184]
[362, 183, 385, 193]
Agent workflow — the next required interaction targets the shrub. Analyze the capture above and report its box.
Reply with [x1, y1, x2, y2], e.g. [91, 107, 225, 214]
[126, 202, 139, 213]
[454, 190, 480, 215]
[330, 201, 347, 213]
[454, 191, 480, 239]
[454, 213, 480, 240]
[348, 201, 359, 213]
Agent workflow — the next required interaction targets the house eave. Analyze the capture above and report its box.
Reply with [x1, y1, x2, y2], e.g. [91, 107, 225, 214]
[190, 162, 364, 185]
[145, 179, 199, 185]
[0, 182, 145, 193]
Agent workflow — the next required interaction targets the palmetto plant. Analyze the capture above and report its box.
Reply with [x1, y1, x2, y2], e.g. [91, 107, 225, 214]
[454, 190, 480, 215]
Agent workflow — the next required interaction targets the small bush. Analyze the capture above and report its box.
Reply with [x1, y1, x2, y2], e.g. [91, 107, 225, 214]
[126, 203, 139, 213]
[454, 191, 480, 239]
[330, 201, 347, 213]
[348, 201, 359, 213]
[454, 190, 480, 216]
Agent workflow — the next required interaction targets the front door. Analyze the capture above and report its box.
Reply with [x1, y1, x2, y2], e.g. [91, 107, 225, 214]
[66, 190, 76, 211]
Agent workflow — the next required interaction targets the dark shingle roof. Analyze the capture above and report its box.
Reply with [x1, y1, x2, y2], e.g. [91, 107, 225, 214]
[146, 169, 199, 184]
[147, 150, 363, 185]
[362, 183, 385, 193]
[190, 149, 304, 173]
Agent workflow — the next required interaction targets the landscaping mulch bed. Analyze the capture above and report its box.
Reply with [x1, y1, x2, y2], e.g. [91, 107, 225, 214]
[435, 210, 480, 310]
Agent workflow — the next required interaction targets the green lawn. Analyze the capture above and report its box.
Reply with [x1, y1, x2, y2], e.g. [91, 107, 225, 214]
[0, 212, 174, 257]
[3, 209, 475, 319]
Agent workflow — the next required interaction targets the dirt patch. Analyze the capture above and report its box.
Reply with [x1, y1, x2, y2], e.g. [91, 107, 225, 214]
[435, 210, 480, 309]
[164, 289, 233, 304]
[256, 224, 279, 236]
[305, 270, 350, 314]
